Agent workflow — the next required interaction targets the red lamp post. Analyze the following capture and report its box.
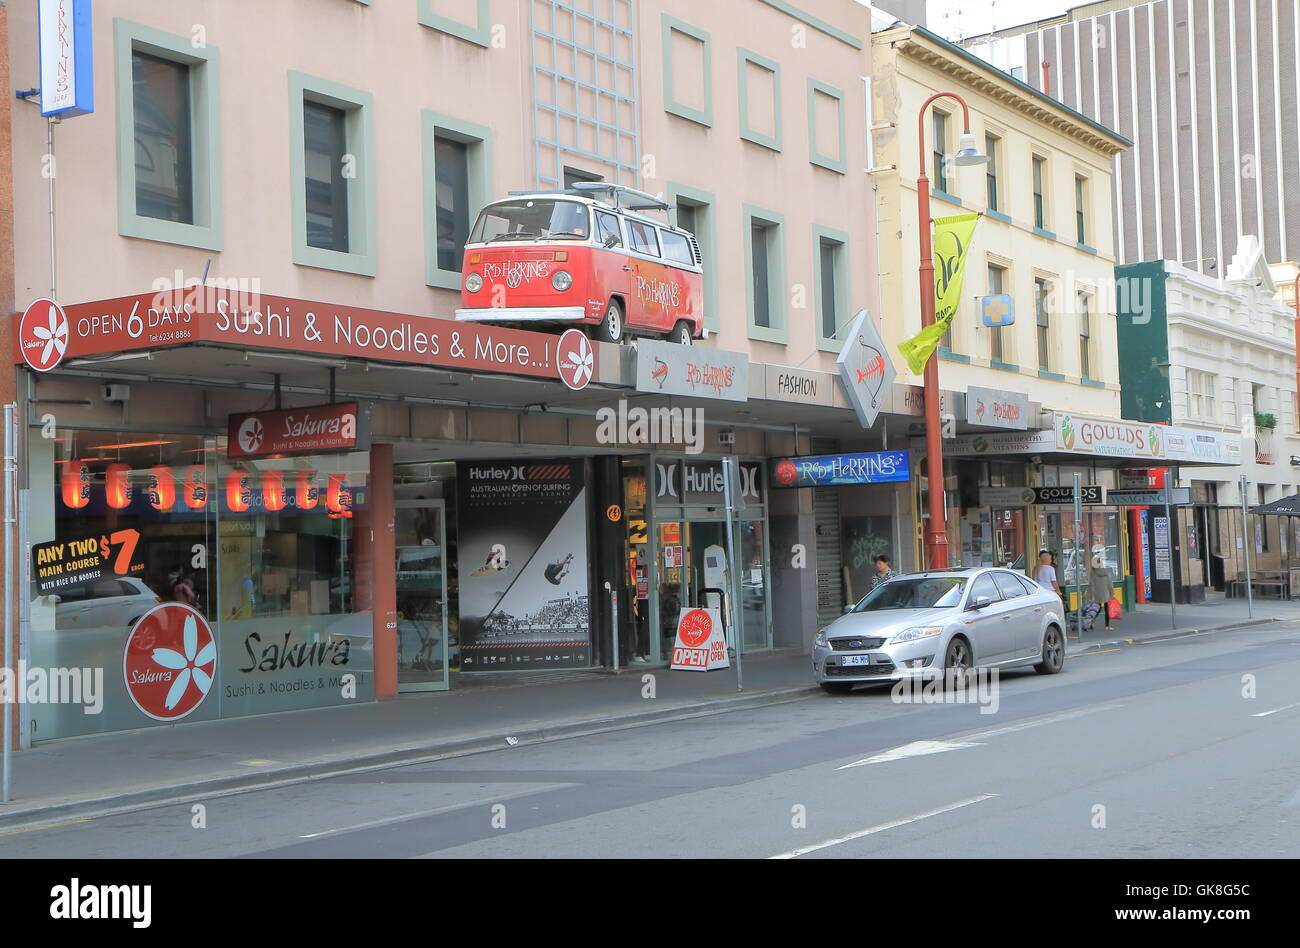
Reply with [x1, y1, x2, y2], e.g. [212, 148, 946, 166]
[915, 92, 986, 570]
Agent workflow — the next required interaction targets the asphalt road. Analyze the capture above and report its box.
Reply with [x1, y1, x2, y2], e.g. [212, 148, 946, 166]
[4, 620, 1299, 858]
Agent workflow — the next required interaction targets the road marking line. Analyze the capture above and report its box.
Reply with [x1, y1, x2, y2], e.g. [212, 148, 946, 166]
[961, 704, 1123, 742]
[297, 786, 551, 839]
[768, 794, 998, 859]
[837, 739, 984, 770]
[1252, 700, 1300, 718]
[0, 818, 90, 839]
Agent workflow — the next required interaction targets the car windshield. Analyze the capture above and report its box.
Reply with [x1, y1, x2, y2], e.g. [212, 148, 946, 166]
[851, 577, 967, 611]
[470, 199, 591, 242]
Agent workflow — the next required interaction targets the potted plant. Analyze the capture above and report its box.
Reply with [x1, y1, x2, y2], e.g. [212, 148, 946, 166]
[1255, 411, 1278, 430]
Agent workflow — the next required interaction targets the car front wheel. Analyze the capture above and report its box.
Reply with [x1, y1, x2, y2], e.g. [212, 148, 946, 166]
[668, 320, 693, 346]
[1034, 625, 1065, 674]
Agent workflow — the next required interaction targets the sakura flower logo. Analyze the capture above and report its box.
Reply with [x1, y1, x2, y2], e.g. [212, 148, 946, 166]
[18, 298, 69, 372]
[123, 603, 217, 721]
[557, 328, 594, 390]
[237, 416, 264, 454]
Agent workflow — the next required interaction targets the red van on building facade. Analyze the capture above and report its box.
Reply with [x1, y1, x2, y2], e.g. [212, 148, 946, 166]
[455, 183, 705, 345]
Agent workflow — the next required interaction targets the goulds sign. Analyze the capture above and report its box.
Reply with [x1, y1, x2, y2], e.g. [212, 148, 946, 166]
[1056, 413, 1166, 458]
[12, 288, 597, 385]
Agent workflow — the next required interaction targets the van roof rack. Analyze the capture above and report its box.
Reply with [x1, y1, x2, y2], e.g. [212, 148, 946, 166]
[567, 182, 671, 213]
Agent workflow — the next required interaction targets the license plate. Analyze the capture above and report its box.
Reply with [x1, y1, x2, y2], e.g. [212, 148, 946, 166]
[842, 655, 873, 666]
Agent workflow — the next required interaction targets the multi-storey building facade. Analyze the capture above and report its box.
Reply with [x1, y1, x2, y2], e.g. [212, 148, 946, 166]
[2, 0, 894, 745]
[961, 0, 1300, 274]
[1118, 237, 1300, 599]
[870, 21, 1240, 607]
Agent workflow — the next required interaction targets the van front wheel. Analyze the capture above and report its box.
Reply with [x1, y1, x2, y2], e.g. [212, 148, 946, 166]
[668, 320, 693, 346]
[593, 299, 624, 344]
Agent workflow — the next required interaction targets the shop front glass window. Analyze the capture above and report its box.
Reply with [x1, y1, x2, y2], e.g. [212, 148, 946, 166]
[29, 431, 374, 742]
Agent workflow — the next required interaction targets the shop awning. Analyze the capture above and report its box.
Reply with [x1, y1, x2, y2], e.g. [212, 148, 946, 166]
[1250, 493, 1300, 516]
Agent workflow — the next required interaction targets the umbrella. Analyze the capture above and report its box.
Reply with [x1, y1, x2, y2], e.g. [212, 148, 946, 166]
[1250, 493, 1300, 516]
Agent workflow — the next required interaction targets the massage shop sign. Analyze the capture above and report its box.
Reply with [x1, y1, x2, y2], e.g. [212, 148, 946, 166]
[12, 288, 598, 387]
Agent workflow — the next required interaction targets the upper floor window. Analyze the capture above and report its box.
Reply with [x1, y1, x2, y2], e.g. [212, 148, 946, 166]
[933, 111, 951, 195]
[304, 101, 350, 252]
[1078, 292, 1092, 380]
[1032, 155, 1048, 230]
[1035, 278, 1051, 371]
[133, 52, 193, 224]
[1187, 369, 1217, 421]
[985, 133, 1000, 212]
[1075, 175, 1089, 245]
[988, 263, 1006, 362]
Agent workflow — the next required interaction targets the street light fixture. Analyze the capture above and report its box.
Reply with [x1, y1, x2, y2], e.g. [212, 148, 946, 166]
[915, 92, 988, 569]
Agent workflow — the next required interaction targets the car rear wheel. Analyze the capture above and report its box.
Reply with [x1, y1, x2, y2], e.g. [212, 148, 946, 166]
[593, 299, 624, 344]
[668, 320, 693, 346]
[820, 682, 854, 695]
[1034, 625, 1065, 674]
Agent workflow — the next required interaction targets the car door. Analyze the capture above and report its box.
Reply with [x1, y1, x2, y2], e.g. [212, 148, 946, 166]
[590, 210, 629, 320]
[624, 219, 672, 332]
[962, 573, 1017, 664]
[992, 571, 1043, 660]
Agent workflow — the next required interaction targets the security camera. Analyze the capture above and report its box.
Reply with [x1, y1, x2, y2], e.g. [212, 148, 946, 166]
[104, 384, 130, 402]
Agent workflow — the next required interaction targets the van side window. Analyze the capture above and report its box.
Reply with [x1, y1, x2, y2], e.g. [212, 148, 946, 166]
[595, 211, 622, 248]
[659, 230, 695, 266]
[627, 220, 660, 256]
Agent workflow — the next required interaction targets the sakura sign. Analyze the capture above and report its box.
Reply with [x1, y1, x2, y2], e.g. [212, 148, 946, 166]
[12, 288, 599, 388]
[38, 0, 94, 118]
[17, 298, 69, 372]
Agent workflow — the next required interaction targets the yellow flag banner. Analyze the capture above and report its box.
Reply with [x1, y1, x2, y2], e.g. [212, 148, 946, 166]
[897, 212, 981, 376]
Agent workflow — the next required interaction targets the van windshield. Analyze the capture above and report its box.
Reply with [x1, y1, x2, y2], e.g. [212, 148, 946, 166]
[471, 200, 591, 243]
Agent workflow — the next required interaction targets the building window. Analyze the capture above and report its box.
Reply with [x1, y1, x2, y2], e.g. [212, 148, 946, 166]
[670, 183, 718, 334]
[807, 79, 847, 174]
[661, 14, 712, 127]
[933, 111, 950, 195]
[132, 53, 193, 224]
[423, 112, 493, 290]
[1035, 278, 1051, 371]
[985, 134, 1000, 212]
[304, 101, 349, 252]
[418, 0, 490, 47]
[737, 49, 782, 151]
[114, 19, 222, 251]
[1187, 369, 1217, 421]
[752, 223, 772, 327]
[1075, 175, 1088, 245]
[745, 205, 786, 342]
[289, 72, 376, 276]
[814, 227, 849, 348]
[1032, 156, 1048, 230]
[1078, 292, 1092, 380]
[988, 263, 1006, 362]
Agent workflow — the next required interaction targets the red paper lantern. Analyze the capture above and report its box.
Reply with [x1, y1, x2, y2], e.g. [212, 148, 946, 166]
[326, 473, 351, 518]
[183, 465, 208, 510]
[226, 469, 252, 513]
[294, 470, 319, 510]
[61, 461, 90, 509]
[106, 464, 133, 509]
[261, 470, 286, 512]
[147, 466, 175, 511]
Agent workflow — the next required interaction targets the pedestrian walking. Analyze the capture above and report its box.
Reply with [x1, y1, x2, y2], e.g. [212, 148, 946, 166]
[1086, 553, 1115, 632]
[1034, 549, 1065, 614]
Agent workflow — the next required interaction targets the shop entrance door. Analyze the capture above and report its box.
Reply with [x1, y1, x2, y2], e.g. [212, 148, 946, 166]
[395, 499, 449, 692]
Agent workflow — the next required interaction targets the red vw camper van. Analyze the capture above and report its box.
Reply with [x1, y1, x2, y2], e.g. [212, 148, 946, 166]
[455, 183, 705, 345]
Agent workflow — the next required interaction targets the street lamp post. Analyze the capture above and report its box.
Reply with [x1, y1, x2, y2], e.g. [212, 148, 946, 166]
[915, 93, 987, 569]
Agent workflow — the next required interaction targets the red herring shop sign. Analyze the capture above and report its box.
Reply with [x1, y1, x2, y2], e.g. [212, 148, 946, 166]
[228, 402, 369, 460]
[11, 289, 597, 387]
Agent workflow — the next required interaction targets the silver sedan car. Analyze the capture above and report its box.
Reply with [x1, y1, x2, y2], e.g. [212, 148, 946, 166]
[811, 568, 1067, 693]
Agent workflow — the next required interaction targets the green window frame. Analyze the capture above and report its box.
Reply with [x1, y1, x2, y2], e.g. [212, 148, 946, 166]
[744, 204, 787, 344]
[1035, 277, 1051, 372]
[661, 15, 712, 127]
[418, 0, 490, 47]
[1032, 155, 1048, 230]
[985, 133, 1000, 212]
[806, 79, 846, 174]
[667, 182, 719, 335]
[113, 19, 223, 251]
[737, 48, 782, 152]
[422, 111, 494, 290]
[289, 72, 377, 277]
[813, 225, 850, 351]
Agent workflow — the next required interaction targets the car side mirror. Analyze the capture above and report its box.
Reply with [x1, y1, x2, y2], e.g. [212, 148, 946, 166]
[842, 604, 854, 614]
[967, 595, 993, 611]
[603, 235, 621, 248]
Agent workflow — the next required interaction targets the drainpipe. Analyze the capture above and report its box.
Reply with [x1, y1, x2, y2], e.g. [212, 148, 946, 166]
[1042, 60, 1052, 97]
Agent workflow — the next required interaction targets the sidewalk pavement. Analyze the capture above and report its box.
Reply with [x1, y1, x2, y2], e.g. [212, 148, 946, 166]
[2, 597, 1298, 829]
